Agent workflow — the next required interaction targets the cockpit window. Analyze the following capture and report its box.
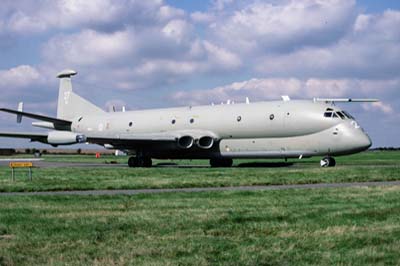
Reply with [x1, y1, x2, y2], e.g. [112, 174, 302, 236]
[336, 112, 345, 119]
[324, 108, 355, 120]
[324, 108, 353, 120]
[342, 111, 354, 120]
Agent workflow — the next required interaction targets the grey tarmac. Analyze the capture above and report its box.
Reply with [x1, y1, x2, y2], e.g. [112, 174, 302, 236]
[1, 180, 400, 197]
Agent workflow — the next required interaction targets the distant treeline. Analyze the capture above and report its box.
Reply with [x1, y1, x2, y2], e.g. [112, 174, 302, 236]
[370, 147, 400, 151]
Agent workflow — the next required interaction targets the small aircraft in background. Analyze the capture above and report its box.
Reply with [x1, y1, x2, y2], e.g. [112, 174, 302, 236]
[0, 69, 377, 167]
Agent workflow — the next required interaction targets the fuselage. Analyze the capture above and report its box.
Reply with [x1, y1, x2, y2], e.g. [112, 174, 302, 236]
[70, 100, 372, 159]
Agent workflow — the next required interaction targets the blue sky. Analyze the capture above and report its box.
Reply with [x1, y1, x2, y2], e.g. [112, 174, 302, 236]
[0, 0, 399, 148]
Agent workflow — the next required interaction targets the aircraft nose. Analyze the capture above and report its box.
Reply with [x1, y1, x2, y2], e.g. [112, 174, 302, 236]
[350, 128, 372, 152]
[358, 132, 372, 151]
[342, 122, 372, 152]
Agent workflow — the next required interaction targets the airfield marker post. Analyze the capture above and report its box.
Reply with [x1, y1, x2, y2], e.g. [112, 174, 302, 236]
[9, 162, 33, 181]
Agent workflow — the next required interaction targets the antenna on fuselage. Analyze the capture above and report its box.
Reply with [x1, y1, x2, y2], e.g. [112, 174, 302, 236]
[245, 97, 250, 104]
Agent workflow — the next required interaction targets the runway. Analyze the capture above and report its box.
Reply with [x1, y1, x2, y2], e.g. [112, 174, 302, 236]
[1, 180, 400, 197]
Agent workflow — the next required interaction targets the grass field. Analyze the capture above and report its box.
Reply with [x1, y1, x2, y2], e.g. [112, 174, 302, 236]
[0, 151, 399, 192]
[0, 151, 400, 265]
[1, 187, 400, 265]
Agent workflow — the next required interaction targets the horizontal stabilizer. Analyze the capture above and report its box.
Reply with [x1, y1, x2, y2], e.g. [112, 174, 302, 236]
[0, 108, 71, 129]
[314, 98, 379, 103]
[0, 131, 47, 143]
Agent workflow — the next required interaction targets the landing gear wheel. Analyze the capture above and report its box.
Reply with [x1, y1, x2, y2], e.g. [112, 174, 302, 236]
[210, 158, 233, 168]
[128, 157, 137, 167]
[320, 156, 336, 167]
[142, 157, 152, 168]
[128, 156, 152, 168]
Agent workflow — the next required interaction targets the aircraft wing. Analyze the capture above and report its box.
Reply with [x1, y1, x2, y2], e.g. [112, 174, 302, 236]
[0, 131, 176, 146]
[87, 130, 218, 149]
[0, 130, 218, 149]
[87, 133, 177, 144]
[0, 108, 72, 127]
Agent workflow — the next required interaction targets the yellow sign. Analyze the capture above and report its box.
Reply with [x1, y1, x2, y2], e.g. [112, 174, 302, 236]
[9, 162, 33, 168]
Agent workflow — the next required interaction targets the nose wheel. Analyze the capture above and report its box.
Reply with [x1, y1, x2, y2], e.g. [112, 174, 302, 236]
[320, 156, 336, 167]
[128, 156, 152, 168]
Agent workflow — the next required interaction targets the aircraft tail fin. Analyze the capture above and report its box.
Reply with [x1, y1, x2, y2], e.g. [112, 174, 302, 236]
[57, 69, 105, 120]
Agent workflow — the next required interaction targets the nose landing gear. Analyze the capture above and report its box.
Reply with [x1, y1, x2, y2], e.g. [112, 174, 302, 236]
[320, 156, 336, 167]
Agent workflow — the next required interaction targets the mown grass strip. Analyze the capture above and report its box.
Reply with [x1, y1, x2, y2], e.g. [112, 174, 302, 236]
[0, 151, 399, 192]
[1, 186, 400, 265]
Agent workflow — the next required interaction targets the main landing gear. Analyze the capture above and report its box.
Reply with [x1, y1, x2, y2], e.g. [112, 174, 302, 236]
[320, 156, 336, 167]
[128, 156, 152, 168]
[210, 158, 233, 168]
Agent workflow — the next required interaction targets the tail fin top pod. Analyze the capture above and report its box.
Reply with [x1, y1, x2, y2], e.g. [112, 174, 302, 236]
[57, 69, 105, 120]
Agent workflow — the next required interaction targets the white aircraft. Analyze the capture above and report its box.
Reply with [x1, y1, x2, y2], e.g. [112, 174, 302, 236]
[0, 69, 376, 168]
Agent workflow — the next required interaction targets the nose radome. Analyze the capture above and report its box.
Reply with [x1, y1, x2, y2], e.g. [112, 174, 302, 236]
[341, 122, 372, 152]
[360, 133, 372, 150]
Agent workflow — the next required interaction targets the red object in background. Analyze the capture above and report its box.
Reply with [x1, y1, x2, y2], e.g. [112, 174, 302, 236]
[95, 152, 101, 158]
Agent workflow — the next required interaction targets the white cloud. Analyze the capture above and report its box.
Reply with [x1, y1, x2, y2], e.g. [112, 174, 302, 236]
[203, 41, 241, 69]
[255, 9, 400, 79]
[0, 0, 171, 34]
[210, 0, 356, 53]
[0, 65, 43, 89]
[162, 19, 192, 43]
[8, 11, 47, 33]
[43, 29, 135, 66]
[158, 5, 185, 21]
[362, 102, 394, 114]
[190, 12, 215, 24]
[134, 60, 201, 77]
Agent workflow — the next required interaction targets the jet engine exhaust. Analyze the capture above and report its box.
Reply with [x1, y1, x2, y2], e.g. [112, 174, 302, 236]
[197, 136, 214, 149]
[177, 135, 194, 149]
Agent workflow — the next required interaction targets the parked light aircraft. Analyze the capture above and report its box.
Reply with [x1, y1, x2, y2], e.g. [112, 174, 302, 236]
[0, 70, 377, 167]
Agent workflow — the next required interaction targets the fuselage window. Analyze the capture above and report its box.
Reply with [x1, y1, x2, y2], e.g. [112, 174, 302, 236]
[190, 118, 194, 124]
[129, 122, 133, 127]
[171, 119, 176, 125]
[237, 116, 242, 122]
[78, 117, 83, 122]
[269, 114, 275, 120]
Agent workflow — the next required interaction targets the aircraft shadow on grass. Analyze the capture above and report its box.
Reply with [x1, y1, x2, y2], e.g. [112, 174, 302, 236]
[154, 162, 294, 168]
